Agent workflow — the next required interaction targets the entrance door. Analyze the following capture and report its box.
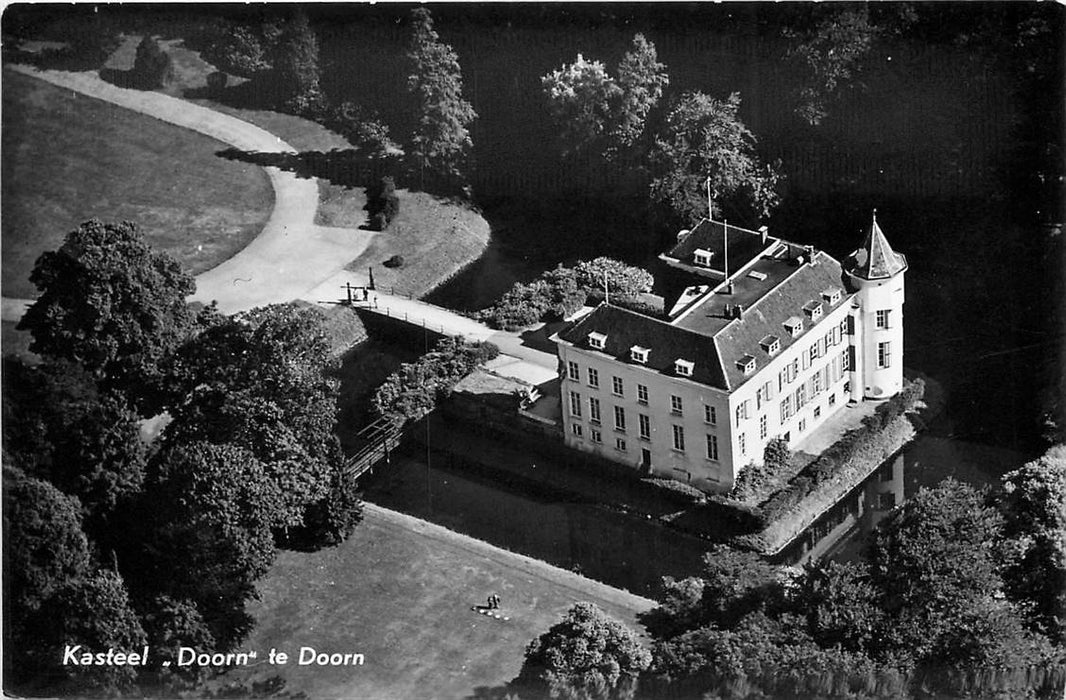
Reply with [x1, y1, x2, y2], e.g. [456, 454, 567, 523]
[641, 448, 651, 468]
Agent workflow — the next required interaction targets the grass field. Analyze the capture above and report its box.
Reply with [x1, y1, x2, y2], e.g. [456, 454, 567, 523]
[221, 504, 653, 700]
[0, 67, 273, 299]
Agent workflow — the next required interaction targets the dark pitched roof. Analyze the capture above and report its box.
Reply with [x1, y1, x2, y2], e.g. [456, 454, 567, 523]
[664, 219, 768, 276]
[713, 251, 851, 389]
[558, 304, 729, 390]
[845, 215, 907, 280]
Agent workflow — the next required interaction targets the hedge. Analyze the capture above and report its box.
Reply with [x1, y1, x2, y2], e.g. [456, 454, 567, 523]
[372, 337, 499, 425]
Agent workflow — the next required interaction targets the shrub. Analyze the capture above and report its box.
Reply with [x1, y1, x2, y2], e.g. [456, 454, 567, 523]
[131, 36, 174, 90]
[208, 24, 273, 78]
[383, 255, 405, 268]
[365, 176, 400, 231]
[642, 477, 707, 503]
[479, 258, 655, 330]
[373, 338, 498, 425]
[206, 71, 228, 93]
[329, 102, 399, 158]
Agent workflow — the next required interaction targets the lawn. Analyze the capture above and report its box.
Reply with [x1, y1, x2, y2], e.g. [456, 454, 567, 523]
[0, 66, 273, 299]
[220, 504, 654, 700]
[156, 37, 492, 299]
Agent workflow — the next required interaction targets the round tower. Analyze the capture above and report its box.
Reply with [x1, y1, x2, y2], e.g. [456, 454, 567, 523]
[843, 211, 907, 400]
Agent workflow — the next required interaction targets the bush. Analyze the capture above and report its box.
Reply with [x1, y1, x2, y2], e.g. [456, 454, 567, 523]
[373, 338, 498, 425]
[479, 258, 655, 330]
[131, 36, 173, 90]
[383, 255, 405, 268]
[329, 102, 399, 159]
[365, 176, 400, 231]
[207, 23, 275, 78]
[642, 477, 707, 503]
[206, 71, 228, 93]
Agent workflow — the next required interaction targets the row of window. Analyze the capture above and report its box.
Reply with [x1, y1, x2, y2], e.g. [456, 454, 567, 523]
[572, 420, 724, 461]
[565, 362, 722, 425]
[568, 388, 720, 429]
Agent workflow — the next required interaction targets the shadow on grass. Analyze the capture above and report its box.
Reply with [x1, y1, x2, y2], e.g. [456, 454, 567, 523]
[467, 683, 519, 700]
[216, 146, 395, 191]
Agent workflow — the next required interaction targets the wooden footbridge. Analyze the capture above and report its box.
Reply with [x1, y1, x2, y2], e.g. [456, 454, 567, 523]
[345, 417, 405, 480]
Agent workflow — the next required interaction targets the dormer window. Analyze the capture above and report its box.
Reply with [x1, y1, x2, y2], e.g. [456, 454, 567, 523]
[588, 332, 607, 350]
[822, 287, 843, 305]
[760, 335, 781, 356]
[803, 301, 823, 320]
[630, 346, 650, 364]
[693, 248, 713, 267]
[784, 316, 804, 338]
[675, 359, 694, 377]
[737, 354, 756, 375]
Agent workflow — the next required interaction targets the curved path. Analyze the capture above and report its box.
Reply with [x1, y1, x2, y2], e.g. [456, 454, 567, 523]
[4, 64, 374, 317]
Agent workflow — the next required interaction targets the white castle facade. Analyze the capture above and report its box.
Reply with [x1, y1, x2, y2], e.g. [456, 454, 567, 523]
[551, 214, 907, 493]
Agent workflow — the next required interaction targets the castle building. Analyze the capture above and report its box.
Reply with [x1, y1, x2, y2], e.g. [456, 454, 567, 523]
[550, 214, 907, 493]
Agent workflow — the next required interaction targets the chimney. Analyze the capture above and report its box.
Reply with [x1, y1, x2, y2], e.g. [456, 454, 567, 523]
[805, 245, 816, 264]
[734, 304, 744, 319]
[759, 225, 769, 244]
[726, 280, 735, 294]
[676, 228, 691, 242]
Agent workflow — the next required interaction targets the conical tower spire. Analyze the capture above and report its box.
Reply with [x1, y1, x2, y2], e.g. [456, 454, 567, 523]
[848, 209, 908, 280]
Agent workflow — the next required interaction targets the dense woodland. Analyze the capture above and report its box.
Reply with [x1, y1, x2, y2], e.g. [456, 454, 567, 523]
[2, 3, 1064, 697]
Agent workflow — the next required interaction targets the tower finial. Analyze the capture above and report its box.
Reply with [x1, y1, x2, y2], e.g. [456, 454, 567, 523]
[872, 208, 878, 223]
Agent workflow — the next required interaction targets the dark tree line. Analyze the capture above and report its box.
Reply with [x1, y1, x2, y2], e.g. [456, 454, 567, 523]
[3, 220, 362, 695]
[517, 461, 1066, 700]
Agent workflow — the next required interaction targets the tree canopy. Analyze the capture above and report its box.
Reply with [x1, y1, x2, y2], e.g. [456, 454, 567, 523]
[542, 33, 668, 159]
[271, 9, 323, 115]
[517, 602, 651, 700]
[17, 219, 196, 411]
[650, 92, 782, 226]
[405, 7, 477, 189]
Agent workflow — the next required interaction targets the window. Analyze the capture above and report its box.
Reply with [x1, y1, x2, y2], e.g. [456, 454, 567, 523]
[759, 415, 768, 439]
[878, 492, 897, 510]
[614, 406, 626, 432]
[760, 335, 781, 356]
[670, 395, 683, 415]
[694, 248, 712, 266]
[829, 392, 837, 407]
[630, 346, 649, 364]
[588, 332, 607, 349]
[672, 425, 686, 452]
[567, 361, 579, 381]
[798, 418, 806, 433]
[612, 376, 624, 396]
[571, 423, 583, 437]
[569, 391, 582, 418]
[739, 433, 746, 455]
[675, 359, 694, 377]
[809, 344, 819, 364]
[878, 341, 891, 368]
[842, 348, 852, 372]
[589, 397, 601, 423]
[637, 384, 649, 405]
[780, 396, 794, 422]
[706, 434, 719, 461]
[639, 414, 651, 440]
[814, 405, 821, 419]
[591, 428, 602, 443]
[876, 309, 890, 329]
[615, 437, 627, 452]
[736, 355, 756, 375]
[735, 401, 749, 426]
[704, 405, 717, 425]
[587, 367, 599, 388]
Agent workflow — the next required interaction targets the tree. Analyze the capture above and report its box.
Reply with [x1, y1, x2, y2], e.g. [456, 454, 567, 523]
[272, 9, 324, 115]
[17, 219, 196, 411]
[650, 92, 782, 225]
[131, 35, 174, 89]
[573, 258, 654, 300]
[612, 34, 669, 151]
[1000, 444, 1066, 642]
[866, 479, 1014, 664]
[405, 7, 477, 189]
[209, 23, 279, 78]
[542, 54, 621, 156]
[365, 176, 400, 231]
[2, 470, 92, 625]
[140, 595, 216, 688]
[784, 8, 878, 126]
[542, 34, 668, 159]
[139, 441, 276, 648]
[517, 602, 651, 700]
[795, 560, 883, 653]
[20, 570, 147, 694]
